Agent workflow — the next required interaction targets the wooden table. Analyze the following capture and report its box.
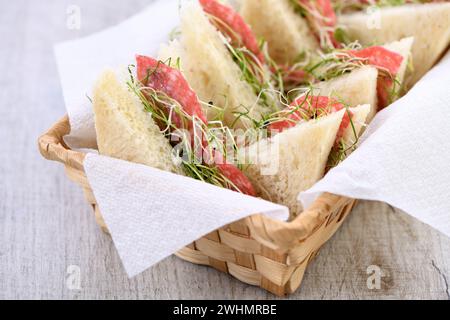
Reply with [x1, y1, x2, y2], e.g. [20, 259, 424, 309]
[1, 0, 449, 300]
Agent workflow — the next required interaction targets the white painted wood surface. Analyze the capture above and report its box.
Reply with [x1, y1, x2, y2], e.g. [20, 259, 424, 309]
[0, 0, 449, 300]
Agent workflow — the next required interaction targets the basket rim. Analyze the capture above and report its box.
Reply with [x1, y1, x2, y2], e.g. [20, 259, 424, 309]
[38, 115, 354, 253]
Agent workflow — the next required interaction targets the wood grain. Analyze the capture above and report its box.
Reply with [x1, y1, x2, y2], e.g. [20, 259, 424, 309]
[0, 0, 449, 300]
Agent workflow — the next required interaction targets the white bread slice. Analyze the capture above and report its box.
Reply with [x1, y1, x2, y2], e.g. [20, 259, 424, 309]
[339, 3, 450, 86]
[313, 65, 379, 120]
[239, 0, 319, 65]
[240, 110, 345, 218]
[92, 69, 183, 175]
[158, 3, 269, 130]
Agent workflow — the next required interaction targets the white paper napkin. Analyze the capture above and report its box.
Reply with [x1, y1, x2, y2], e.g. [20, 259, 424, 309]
[84, 154, 288, 277]
[54, 0, 450, 277]
[299, 51, 450, 238]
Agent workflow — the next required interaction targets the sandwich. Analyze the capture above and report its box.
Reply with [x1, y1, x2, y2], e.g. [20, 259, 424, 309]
[239, 1, 449, 88]
[241, 109, 346, 218]
[337, 2, 450, 86]
[236, 55, 382, 218]
[93, 69, 184, 176]
[289, 37, 413, 118]
[238, 1, 413, 107]
[240, 0, 352, 62]
[158, 1, 278, 130]
[93, 55, 257, 196]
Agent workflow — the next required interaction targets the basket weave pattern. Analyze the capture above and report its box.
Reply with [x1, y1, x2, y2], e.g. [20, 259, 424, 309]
[38, 116, 356, 296]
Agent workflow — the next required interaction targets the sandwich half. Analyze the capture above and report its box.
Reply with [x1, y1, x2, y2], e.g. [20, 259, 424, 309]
[93, 55, 258, 196]
[92, 69, 183, 174]
[305, 36, 413, 116]
[240, 110, 346, 218]
[158, 2, 273, 130]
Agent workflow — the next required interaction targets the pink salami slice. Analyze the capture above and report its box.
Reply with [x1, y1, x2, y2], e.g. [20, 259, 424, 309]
[347, 46, 403, 76]
[214, 152, 256, 196]
[136, 55, 208, 125]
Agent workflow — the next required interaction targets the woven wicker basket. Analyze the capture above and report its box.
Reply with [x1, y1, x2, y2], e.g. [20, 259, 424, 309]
[38, 115, 356, 296]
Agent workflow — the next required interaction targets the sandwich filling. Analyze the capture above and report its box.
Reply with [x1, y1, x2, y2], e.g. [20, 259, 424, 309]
[294, 0, 341, 49]
[286, 44, 404, 108]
